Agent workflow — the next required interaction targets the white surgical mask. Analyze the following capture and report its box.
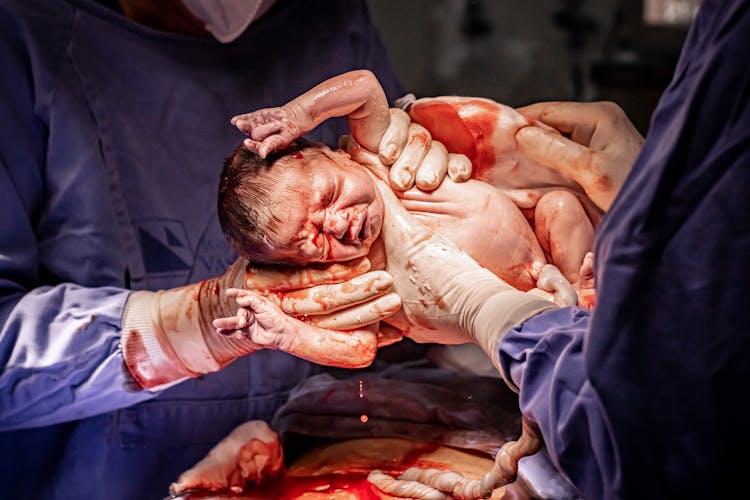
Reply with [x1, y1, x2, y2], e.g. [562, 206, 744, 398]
[181, 0, 276, 43]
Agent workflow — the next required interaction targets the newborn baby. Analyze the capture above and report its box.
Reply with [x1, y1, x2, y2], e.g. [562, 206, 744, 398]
[215, 70, 598, 341]
[232, 70, 600, 289]
[217, 138, 579, 308]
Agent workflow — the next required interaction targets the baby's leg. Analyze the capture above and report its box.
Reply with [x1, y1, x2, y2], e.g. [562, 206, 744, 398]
[534, 190, 594, 283]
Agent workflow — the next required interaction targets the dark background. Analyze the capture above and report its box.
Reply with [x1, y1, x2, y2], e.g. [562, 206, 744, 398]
[367, 0, 699, 135]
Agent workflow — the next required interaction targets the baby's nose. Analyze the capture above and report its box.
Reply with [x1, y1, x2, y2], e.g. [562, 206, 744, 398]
[323, 210, 349, 239]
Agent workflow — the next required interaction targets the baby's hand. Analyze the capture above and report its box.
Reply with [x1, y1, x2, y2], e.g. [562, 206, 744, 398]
[213, 288, 400, 368]
[213, 288, 293, 345]
[231, 107, 302, 158]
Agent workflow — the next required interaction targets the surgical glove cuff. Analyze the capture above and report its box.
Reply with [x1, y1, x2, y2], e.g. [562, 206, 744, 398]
[122, 290, 195, 391]
[471, 289, 557, 389]
[122, 282, 258, 390]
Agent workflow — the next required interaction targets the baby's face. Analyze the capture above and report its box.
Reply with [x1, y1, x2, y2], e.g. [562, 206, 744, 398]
[269, 146, 384, 263]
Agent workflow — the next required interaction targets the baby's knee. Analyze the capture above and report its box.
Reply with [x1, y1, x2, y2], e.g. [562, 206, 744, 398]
[535, 190, 589, 228]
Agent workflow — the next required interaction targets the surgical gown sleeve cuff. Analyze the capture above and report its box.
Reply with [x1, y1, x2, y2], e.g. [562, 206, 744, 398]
[472, 290, 557, 392]
[122, 291, 194, 391]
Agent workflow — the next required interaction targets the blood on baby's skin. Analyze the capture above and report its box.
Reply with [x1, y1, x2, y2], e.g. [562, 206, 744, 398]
[292, 152, 303, 159]
[459, 101, 501, 178]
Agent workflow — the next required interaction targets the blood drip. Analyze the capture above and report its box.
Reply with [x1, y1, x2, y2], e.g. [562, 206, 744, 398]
[359, 379, 368, 424]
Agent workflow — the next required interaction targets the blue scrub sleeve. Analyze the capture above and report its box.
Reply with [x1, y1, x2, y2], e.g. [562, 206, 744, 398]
[500, 3, 750, 498]
[0, 11, 156, 431]
[499, 308, 616, 500]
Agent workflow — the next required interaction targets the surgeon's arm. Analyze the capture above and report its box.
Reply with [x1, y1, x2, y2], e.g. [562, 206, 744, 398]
[0, 15, 152, 430]
[120, 258, 401, 390]
[0, 39, 397, 431]
[368, 173, 615, 497]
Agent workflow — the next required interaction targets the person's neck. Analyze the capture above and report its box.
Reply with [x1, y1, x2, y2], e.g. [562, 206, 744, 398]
[116, 0, 209, 37]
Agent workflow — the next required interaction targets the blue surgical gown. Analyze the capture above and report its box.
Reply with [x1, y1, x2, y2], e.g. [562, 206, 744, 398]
[500, 1, 750, 498]
[0, 0, 403, 497]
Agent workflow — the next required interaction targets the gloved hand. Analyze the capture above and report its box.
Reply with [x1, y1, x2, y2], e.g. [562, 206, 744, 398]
[515, 101, 644, 211]
[170, 420, 284, 496]
[367, 172, 557, 372]
[121, 257, 401, 390]
[340, 127, 471, 192]
[212, 287, 403, 361]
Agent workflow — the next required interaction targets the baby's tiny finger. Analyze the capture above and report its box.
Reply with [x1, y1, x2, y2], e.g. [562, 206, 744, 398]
[213, 316, 240, 332]
[243, 138, 263, 155]
[251, 121, 284, 141]
[236, 308, 250, 329]
[230, 113, 251, 125]
[234, 291, 262, 308]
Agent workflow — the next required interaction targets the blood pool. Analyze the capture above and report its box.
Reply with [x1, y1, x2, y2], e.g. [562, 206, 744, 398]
[245, 438, 503, 499]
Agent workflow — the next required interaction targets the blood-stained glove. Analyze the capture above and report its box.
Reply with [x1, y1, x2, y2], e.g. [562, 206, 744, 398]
[367, 173, 557, 374]
[170, 420, 284, 496]
[121, 257, 401, 390]
[212, 287, 403, 362]
[515, 101, 644, 211]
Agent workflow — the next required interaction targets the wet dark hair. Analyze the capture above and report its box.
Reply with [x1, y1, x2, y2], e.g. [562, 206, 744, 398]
[217, 138, 319, 263]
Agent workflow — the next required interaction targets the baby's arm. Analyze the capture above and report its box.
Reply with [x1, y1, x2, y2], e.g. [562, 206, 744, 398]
[232, 70, 398, 158]
[213, 288, 402, 357]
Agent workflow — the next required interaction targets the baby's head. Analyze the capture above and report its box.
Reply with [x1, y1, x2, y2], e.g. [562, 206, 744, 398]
[218, 138, 384, 265]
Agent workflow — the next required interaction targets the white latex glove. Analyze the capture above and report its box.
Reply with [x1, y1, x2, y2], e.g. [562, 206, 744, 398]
[515, 101, 644, 211]
[121, 257, 401, 390]
[340, 130, 470, 193]
[170, 420, 284, 496]
[367, 173, 557, 372]
[377, 106, 471, 191]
